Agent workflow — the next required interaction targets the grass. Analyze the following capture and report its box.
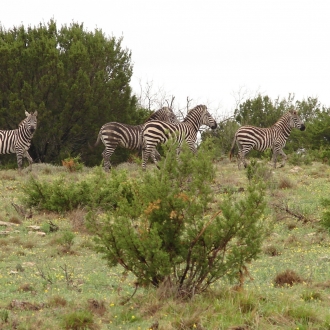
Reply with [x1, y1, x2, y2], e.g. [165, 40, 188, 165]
[1, 160, 330, 329]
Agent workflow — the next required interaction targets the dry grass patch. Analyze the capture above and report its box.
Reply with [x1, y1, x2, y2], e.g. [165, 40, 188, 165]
[277, 176, 294, 189]
[274, 269, 304, 287]
[0, 238, 9, 247]
[8, 216, 22, 225]
[21, 240, 36, 249]
[263, 244, 281, 256]
[283, 234, 301, 247]
[67, 208, 88, 233]
[48, 295, 68, 307]
[18, 283, 34, 292]
[286, 221, 297, 230]
[0, 173, 17, 181]
[87, 298, 106, 316]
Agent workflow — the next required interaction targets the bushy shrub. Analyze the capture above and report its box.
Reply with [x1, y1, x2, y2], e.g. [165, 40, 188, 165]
[288, 151, 313, 166]
[20, 167, 133, 212]
[88, 141, 267, 298]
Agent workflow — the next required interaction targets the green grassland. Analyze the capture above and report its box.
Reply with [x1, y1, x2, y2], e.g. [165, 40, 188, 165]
[1, 159, 330, 330]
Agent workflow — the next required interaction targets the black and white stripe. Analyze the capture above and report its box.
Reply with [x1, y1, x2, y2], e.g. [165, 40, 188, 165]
[229, 110, 306, 168]
[141, 104, 217, 170]
[0, 111, 38, 170]
[94, 107, 179, 171]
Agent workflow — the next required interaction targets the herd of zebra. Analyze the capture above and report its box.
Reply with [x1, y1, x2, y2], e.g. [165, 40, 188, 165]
[0, 105, 305, 171]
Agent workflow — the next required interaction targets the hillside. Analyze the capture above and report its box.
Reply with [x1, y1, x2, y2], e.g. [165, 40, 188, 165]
[1, 159, 330, 329]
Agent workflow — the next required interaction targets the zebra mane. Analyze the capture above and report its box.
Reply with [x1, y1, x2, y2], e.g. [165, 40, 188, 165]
[18, 117, 28, 128]
[145, 107, 173, 122]
[273, 110, 298, 127]
[184, 105, 207, 121]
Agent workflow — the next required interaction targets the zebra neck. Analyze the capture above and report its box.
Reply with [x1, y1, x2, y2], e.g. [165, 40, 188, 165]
[273, 122, 292, 138]
[17, 126, 34, 138]
[183, 118, 200, 132]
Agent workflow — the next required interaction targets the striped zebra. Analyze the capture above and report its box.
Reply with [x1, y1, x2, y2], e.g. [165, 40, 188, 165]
[229, 110, 306, 169]
[141, 104, 217, 170]
[94, 107, 179, 171]
[0, 111, 38, 170]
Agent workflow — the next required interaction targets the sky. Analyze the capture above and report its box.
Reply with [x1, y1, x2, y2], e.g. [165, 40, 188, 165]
[1, 0, 330, 118]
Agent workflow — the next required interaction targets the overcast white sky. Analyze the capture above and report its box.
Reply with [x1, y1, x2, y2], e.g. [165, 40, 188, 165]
[1, 0, 330, 117]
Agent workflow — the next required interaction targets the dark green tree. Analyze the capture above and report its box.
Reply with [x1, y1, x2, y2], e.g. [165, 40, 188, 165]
[0, 20, 143, 166]
[234, 94, 286, 127]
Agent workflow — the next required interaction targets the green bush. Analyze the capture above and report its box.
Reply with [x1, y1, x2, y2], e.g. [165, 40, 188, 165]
[57, 231, 75, 250]
[88, 141, 267, 299]
[20, 167, 133, 212]
[288, 151, 313, 166]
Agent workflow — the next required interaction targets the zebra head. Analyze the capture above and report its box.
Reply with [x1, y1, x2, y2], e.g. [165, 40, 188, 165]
[198, 105, 217, 129]
[24, 111, 38, 134]
[289, 110, 305, 131]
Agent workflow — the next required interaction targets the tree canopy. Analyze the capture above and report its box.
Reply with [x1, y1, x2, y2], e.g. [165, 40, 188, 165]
[0, 20, 146, 166]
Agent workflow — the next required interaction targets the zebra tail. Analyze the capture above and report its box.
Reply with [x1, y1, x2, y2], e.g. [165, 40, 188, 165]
[88, 133, 101, 152]
[229, 135, 237, 160]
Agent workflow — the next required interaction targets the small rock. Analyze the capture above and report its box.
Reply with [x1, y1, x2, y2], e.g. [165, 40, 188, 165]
[9, 270, 19, 275]
[0, 221, 17, 227]
[26, 225, 41, 231]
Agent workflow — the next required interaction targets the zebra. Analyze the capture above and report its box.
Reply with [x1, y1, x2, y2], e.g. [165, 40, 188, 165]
[229, 110, 306, 169]
[0, 111, 38, 170]
[141, 104, 217, 170]
[94, 107, 179, 171]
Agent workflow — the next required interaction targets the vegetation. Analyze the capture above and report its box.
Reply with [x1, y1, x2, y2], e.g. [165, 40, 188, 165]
[87, 142, 267, 298]
[0, 20, 151, 166]
[0, 148, 330, 329]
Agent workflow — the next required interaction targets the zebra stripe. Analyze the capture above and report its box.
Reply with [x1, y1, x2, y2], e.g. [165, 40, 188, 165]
[94, 107, 179, 171]
[229, 110, 305, 169]
[0, 111, 38, 170]
[141, 104, 217, 170]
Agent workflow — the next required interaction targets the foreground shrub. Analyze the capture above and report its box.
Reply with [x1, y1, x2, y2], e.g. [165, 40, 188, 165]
[88, 141, 267, 298]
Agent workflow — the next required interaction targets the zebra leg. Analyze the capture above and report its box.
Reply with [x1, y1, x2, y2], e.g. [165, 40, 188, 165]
[142, 146, 154, 171]
[236, 142, 245, 169]
[23, 151, 34, 170]
[278, 149, 287, 167]
[16, 152, 24, 171]
[237, 149, 247, 169]
[151, 149, 160, 169]
[102, 150, 111, 172]
[102, 144, 117, 172]
[154, 149, 161, 161]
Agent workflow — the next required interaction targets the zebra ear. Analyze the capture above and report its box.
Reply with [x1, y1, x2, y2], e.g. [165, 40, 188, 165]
[25, 110, 29, 117]
[33, 111, 38, 116]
